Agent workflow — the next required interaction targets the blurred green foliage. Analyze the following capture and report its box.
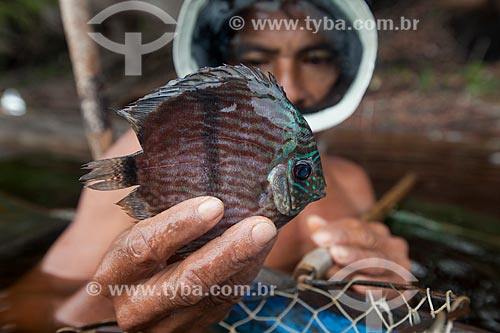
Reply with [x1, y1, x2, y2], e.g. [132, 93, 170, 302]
[417, 67, 435, 91]
[463, 62, 500, 97]
[0, 0, 57, 30]
[0, 0, 65, 70]
[0, 154, 82, 209]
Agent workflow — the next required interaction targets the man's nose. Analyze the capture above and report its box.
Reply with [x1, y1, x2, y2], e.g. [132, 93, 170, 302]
[272, 59, 307, 107]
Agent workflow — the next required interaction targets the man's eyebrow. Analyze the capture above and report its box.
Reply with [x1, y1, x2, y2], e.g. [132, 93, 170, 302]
[231, 44, 280, 56]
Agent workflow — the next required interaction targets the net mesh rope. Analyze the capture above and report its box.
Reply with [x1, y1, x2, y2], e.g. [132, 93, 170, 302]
[217, 279, 470, 333]
[55, 280, 469, 333]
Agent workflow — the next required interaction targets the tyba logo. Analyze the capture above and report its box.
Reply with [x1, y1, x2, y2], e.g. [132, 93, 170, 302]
[88, 1, 176, 76]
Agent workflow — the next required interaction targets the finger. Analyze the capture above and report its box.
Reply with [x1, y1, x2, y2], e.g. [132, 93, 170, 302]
[384, 237, 410, 263]
[144, 243, 274, 333]
[327, 244, 412, 280]
[326, 265, 341, 279]
[328, 246, 388, 276]
[144, 299, 234, 333]
[311, 218, 386, 250]
[367, 222, 391, 237]
[170, 217, 276, 295]
[115, 217, 277, 331]
[94, 196, 224, 288]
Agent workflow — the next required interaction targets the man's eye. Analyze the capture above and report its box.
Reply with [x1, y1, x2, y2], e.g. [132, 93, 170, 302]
[303, 55, 334, 65]
[302, 50, 336, 65]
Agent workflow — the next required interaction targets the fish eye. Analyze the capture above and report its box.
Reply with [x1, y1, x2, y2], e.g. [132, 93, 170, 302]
[293, 160, 312, 181]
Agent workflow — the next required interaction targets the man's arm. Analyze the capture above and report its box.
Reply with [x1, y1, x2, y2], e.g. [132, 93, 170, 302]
[1, 130, 141, 331]
[41, 130, 140, 280]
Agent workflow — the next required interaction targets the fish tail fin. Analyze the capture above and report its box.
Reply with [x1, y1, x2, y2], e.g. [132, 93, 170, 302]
[117, 188, 154, 220]
[80, 152, 141, 191]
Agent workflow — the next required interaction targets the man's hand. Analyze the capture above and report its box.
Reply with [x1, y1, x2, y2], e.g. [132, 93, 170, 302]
[61, 196, 277, 332]
[307, 215, 411, 291]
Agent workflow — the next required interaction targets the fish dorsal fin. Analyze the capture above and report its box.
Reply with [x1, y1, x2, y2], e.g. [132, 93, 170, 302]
[116, 65, 285, 143]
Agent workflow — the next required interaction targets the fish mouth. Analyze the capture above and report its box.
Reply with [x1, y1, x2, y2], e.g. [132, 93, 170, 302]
[311, 185, 327, 203]
[317, 178, 327, 199]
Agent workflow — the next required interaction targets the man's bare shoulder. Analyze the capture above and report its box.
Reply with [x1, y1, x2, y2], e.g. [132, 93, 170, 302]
[103, 129, 141, 158]
[324, 156, 369, 183]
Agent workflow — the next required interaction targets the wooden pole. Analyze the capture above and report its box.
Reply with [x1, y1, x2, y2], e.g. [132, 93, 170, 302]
[59, 0, 112, 159]
[360, 172, 417, 223]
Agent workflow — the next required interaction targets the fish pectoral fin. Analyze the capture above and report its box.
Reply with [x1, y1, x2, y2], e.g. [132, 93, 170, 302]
[268, 164, 292, 216]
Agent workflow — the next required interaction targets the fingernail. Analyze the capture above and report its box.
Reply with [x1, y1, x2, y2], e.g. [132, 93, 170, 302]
[252, 222, 276, 247]
[197, 197, 223, 222]
[306, 215, 327, 233]
[311, 231, 332, 246]
[330, 246, 349, 261]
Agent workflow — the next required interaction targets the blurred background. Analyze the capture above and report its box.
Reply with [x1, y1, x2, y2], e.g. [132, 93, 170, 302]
[0, 0, 499, 331]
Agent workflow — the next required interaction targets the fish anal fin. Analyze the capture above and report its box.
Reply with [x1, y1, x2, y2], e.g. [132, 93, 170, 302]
[117, 188, 154, 221]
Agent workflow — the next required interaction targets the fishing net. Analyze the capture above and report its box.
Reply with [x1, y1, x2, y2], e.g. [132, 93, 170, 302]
[215, 278, 471, 333]
[56, 277, 470, 333]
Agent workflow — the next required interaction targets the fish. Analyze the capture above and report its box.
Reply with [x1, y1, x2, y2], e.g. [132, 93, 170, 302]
[80, 64, 326, 256]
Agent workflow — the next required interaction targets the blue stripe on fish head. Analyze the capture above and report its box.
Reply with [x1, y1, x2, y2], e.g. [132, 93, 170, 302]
[267, 98, 327, 217]
[288, 150, 326, 214]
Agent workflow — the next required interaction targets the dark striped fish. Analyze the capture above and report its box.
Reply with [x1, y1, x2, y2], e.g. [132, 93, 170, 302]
[80, 65, 326, 255]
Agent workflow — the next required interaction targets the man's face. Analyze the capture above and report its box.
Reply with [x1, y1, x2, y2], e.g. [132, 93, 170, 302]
[228, 8, 340, 111]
